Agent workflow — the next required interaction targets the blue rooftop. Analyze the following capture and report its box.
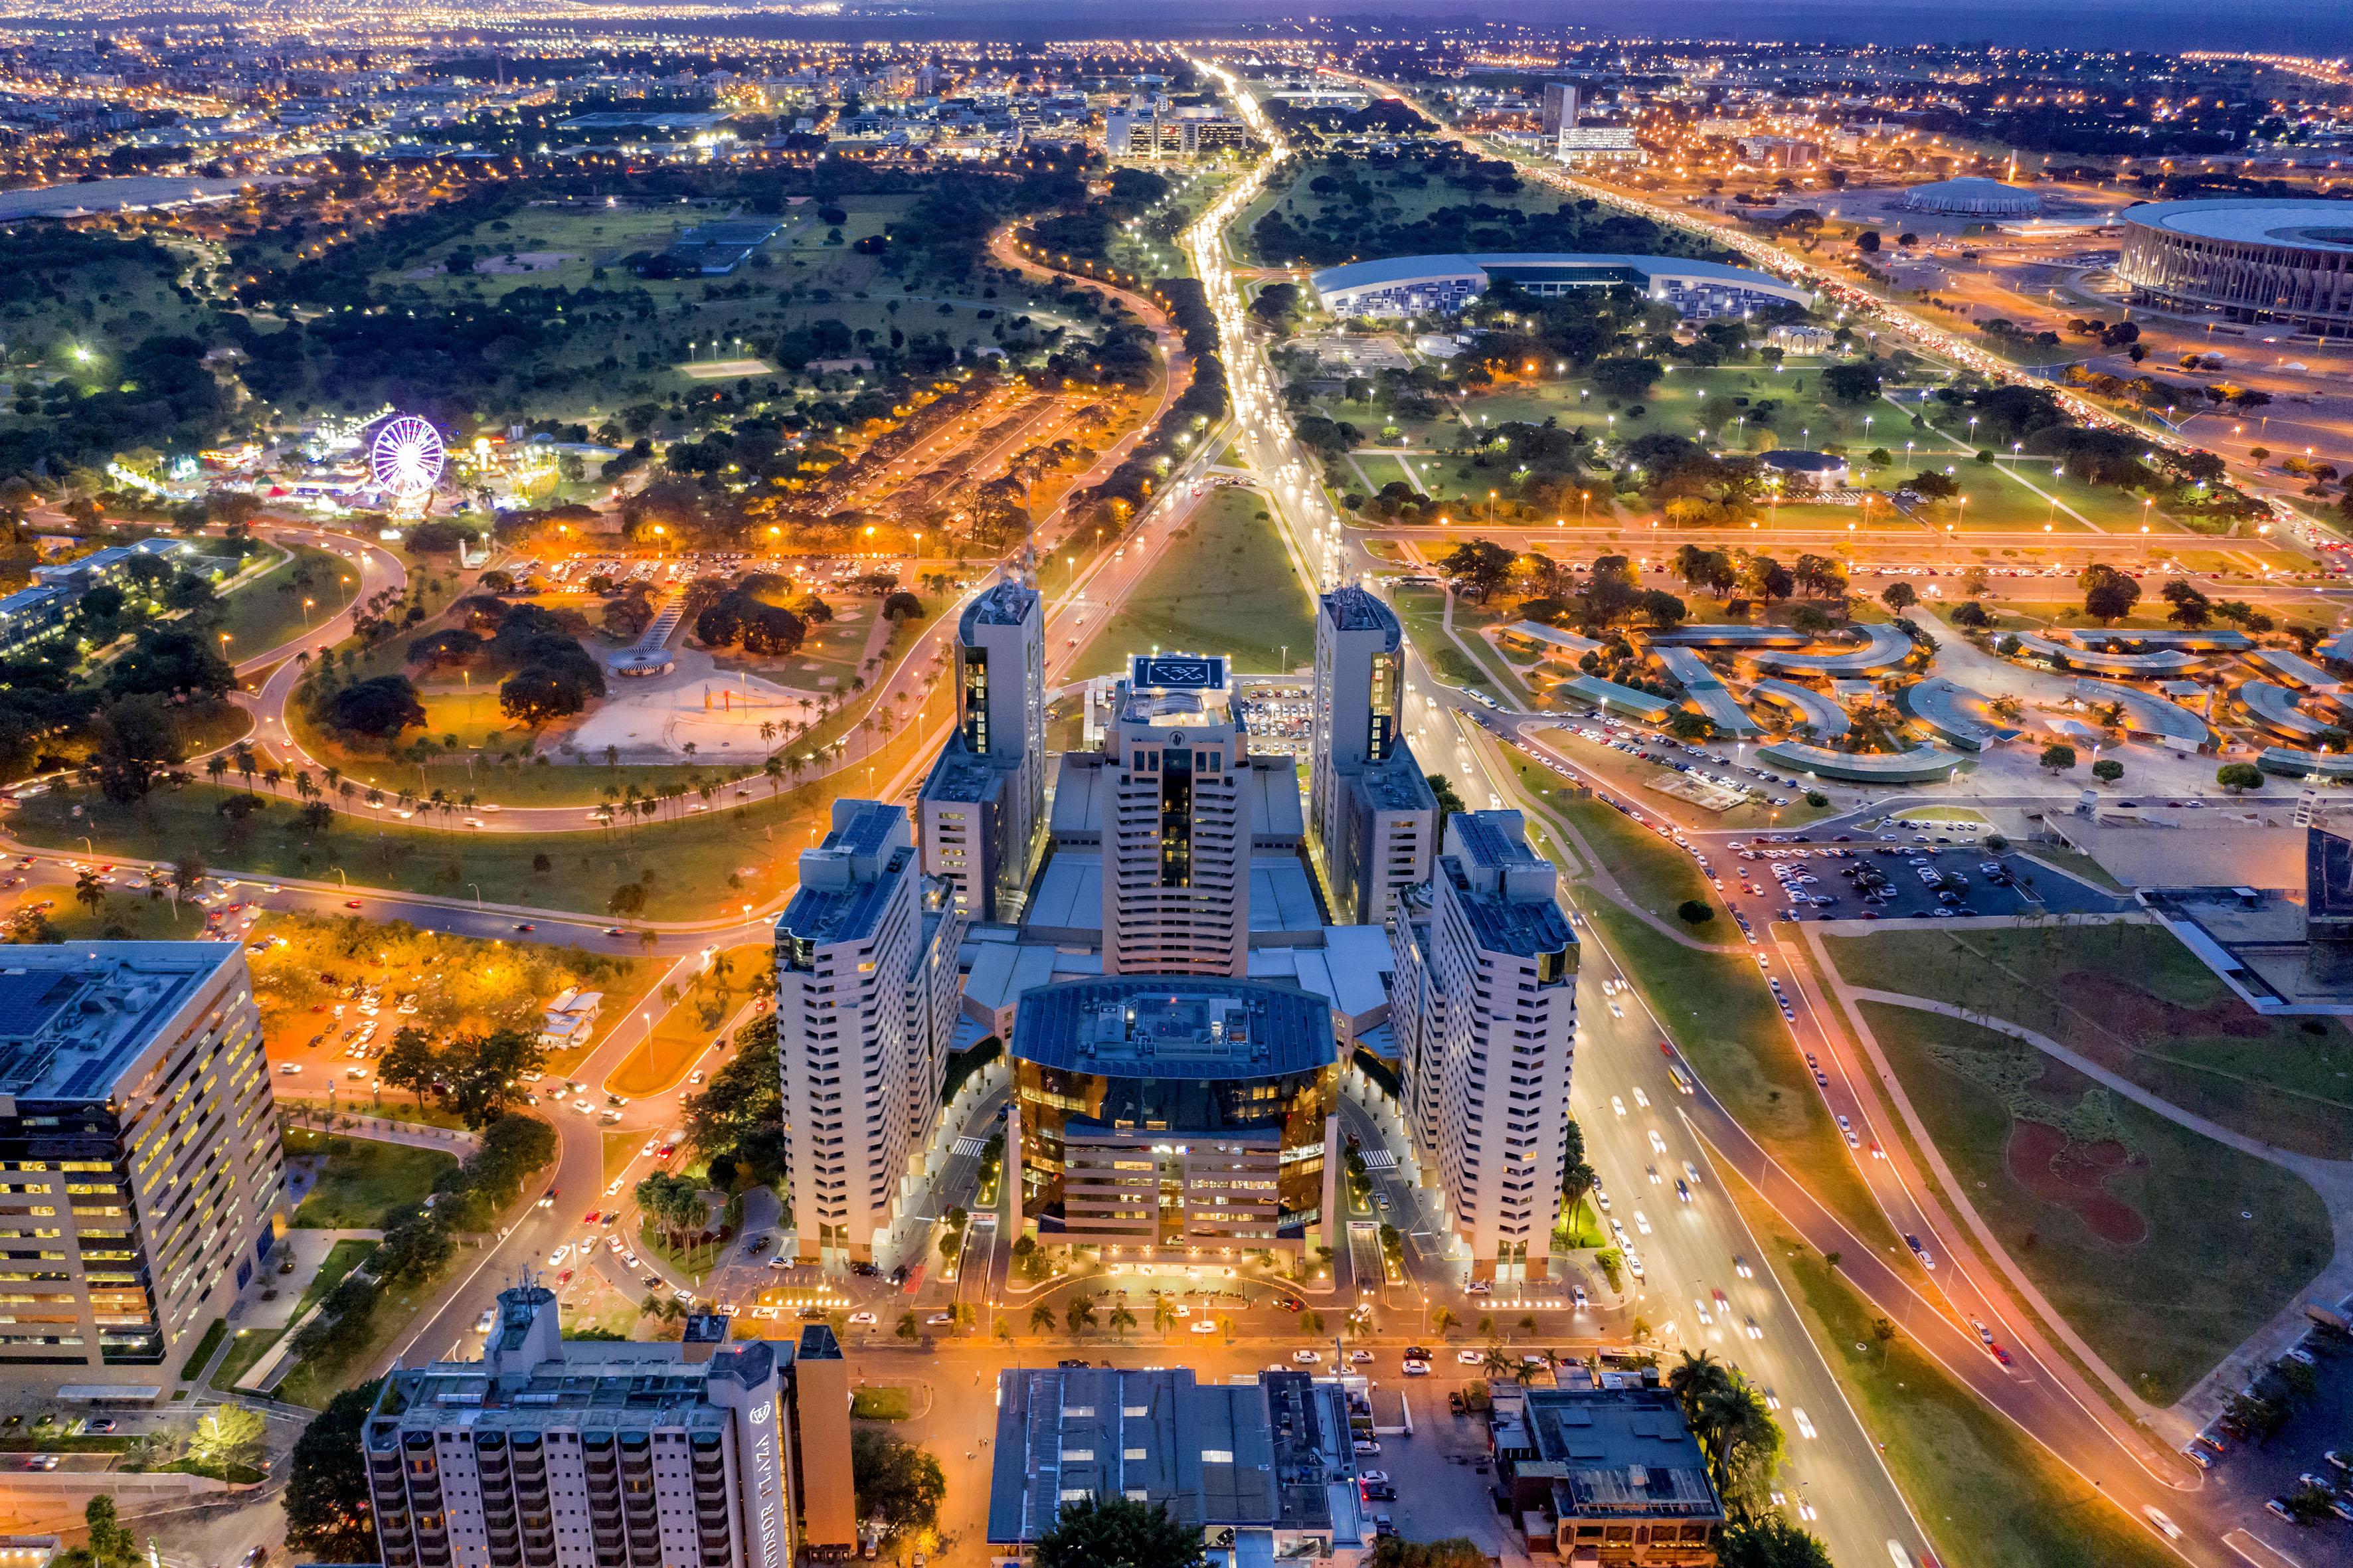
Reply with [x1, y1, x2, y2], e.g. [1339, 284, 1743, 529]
[0, 944, 240, 1103]
[1011, 977, 1335, 1079]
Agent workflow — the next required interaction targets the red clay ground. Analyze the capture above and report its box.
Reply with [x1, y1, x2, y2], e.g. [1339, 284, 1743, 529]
[2004, 1120, 2148, 1245]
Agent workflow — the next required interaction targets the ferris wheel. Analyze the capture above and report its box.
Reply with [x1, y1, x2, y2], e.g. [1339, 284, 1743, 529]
[369, 414, 446, 499]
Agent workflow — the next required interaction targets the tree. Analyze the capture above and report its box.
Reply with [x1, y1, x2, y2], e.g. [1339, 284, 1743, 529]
[1719, 1518, 1836, 1568]
[83, 1496, 136, 1568]
[2078, 563, 2140, 624]
[1821, 359, 1883, 404]
[1667, 1351, 1785, 1517]
[2038, 744, 2077, 773]
[325, 673, 428, 741]
[501, 667, 592, 725]
[86, 694, 181, 806]
[895, 1310, 920, 1344]
[1031, 1496, 1206, 1568]
[635, 1170, 706, 1249]
[851, 1428, 946, 1543]
[1676, 899, 1715, 926]
[1030, 1300, 1057, 1334]
[1437, 539, 1516, 604]
[1066, 1292, 1099, 1336]
[74, 869, 105, 917]
[443, 1026, 545, 1128]
[285, 1379, 386, 1562]
[191, 1402, 266, 1474]
[379, 1025, 440, 1111]
[2217, 761, 2265, 793]
[1109, 1303, 1138, 1339]
[1879, 582, 1917, 615]
[1948, 600, 1993, 630]
[2161, 577, 2213, 629]
[608, 881, 648, 918]
[2091, 758, 2124, 784]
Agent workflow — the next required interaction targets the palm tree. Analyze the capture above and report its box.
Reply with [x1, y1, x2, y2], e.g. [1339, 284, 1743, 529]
[206, 754, 227, 787]
[1481, 1345, 1514, 1380]
[1152, 1297, 1177, 1340]
[1029, 1300, 1055, 1335]
[1431, 1306, 1458, 1337]
[896, 1311, 921, 1344]
[1108, 1304, 1137, 1340]
[1065, 1294, 1098, 1337]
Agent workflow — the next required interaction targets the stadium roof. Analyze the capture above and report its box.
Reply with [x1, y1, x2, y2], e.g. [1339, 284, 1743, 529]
[2124, 198, 2353, 254]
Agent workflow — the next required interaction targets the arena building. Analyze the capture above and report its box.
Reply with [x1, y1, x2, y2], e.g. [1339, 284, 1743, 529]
[1004, 976, 1340, 1259]
[1308, 253, 1812, 321]
[1900, 177, 2044, 217]
[2116, 198, 2353, 336]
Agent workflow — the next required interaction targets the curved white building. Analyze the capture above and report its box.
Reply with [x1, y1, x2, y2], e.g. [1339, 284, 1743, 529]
[2117, 199, 2353, 336]
[1901, 177, 2043, 217]
[1308, 252, 1813, 321]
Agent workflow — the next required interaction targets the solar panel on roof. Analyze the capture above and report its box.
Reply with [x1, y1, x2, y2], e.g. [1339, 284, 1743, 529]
[0, 970, 75, 1041]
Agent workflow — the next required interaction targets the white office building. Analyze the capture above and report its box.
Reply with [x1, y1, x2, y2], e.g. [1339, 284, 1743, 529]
[365, 1290, 861, 1568]
[1097, 655, 1253, 977]
[1389, 812, 1578, 1281]
[776, 801, 962, 1267]
[919, 580, 1046, 923]
[1310, 588, 1437, 928]
[0, 943, 284, 1385]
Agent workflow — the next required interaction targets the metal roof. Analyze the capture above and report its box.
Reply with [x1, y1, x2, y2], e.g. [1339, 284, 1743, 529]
[1309, 252, 1812, 302]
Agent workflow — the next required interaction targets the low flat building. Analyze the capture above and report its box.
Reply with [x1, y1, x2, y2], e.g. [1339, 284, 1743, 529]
[987, 1367, 1364, 1561]
[1309, 254, 1810, 322]
[1490, 1381, 1725, 1565]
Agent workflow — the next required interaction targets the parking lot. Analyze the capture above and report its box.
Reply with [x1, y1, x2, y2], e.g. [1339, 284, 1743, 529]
[1721, 834, 2127, 924]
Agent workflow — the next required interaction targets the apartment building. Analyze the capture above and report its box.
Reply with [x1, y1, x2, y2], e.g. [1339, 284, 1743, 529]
[365, 1289, 858, 1568]
[1100, 655, 1251, 977]
[919, 579, 1046, 922]
[0, 943, 284, 1385]
[1388, 812, 1577, 1280]
[775, 801, 962, 1267]
[1308, 588, 1436, 927]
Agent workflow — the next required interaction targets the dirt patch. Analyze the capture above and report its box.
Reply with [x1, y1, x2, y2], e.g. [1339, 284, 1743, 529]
[2057, 970, 2271, 1051]
[2005, 1120, 2148, 1245]
[473, 252, 576, 274]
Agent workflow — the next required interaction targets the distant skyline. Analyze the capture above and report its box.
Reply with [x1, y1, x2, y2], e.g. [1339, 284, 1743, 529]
[561, 0, 2353, 52]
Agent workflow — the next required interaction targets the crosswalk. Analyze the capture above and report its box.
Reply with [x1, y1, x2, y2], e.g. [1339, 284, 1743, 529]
[952, 1136, 988, 1158]
[1359, 1150, 1398, 1171]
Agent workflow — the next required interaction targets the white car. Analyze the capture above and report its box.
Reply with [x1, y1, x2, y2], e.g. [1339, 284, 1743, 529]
[1191, 1318, 1220, 1335]
[1632, 1211, 1652, 1235]
[475, 1308, 497, 1333]
[1631, 1087, 1650, 1109]
[1458, 1349, 1484, 1365]
[1292, 1350, 1320, 1363]
[1792, 1409, 1816, 1440]
[847, 1312, 877, 1326]
[1611, 1096, 1626, 1117]
[547, 1245, 571, 1267]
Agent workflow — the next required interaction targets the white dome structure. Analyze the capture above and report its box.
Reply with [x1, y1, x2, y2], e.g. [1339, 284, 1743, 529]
[1901, 177, 2043, 217]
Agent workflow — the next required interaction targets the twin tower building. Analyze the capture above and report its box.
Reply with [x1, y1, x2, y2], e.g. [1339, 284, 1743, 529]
[774, 580, 1579, 1284]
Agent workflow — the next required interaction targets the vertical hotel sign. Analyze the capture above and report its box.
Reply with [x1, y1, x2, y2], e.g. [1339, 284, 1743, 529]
[745, 1399, 785, 1568]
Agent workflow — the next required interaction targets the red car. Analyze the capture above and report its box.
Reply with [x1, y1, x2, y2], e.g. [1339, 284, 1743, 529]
[344, 899, 364, 909]
[583, 1210, 602, 1224]
[656, 1143, 676, 1160]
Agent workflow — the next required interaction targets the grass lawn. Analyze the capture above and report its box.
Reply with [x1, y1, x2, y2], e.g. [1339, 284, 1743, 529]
[850, 1385, 913, 1420]
[603, 1130, 642, 1187]
[607, 943, 766, 1097]
[1857, 1001, 2330, 1403]
[1823, 924, 2353, 1158]
[1072, 488, 1316, 677]
[211, 1237, 380, 1391]
[216, 545, 363, 660]
[276, 1264, 450, 1409]
[1549, 793, 1715, 924]
[1739, 1193, 2179, 1568]
[287, 1126, 460, 1230]
[175, 1318, 227, 1383]
[7, 723, 930, 918]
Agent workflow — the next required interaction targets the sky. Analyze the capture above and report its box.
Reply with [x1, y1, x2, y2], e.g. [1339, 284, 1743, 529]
[725, 0, 2353, 50]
